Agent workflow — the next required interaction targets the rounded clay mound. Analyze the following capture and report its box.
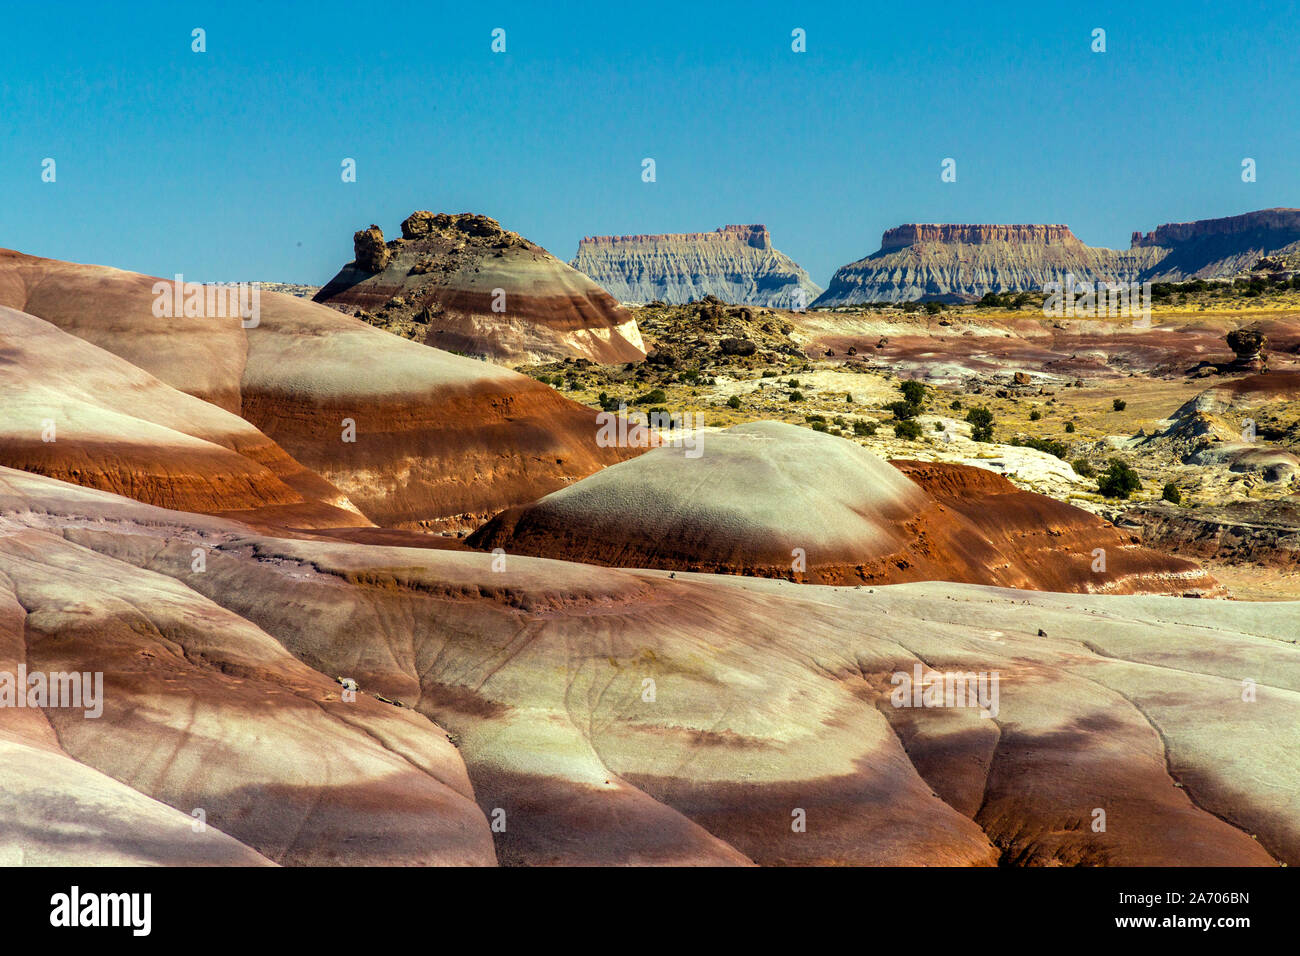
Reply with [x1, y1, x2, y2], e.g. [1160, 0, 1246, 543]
[472, 423, 1216, 594]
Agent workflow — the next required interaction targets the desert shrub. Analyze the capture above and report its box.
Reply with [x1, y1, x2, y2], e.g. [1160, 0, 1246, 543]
[845, 393, 854, 403]
[788, 390, 804, 402]
[634, 388, 667, 405]
[965, 406, 995, 442]
[853, 420, 878, 436]
[727, 395, 741, 409]
[1112, 398, 1126, 411]
[1162, 481, 1182, 504]
[1065, 421, 1076, 433]
[1013, 436, 1067, 459]
[811, 421, 828, 432]
[894, 419, 923, 440]
[805, 414, 826, 423]
[924, 301, 943, 315]
[1097, 459, 1142, 499]
[935, 421, 945, 431]
[1072, 459, 1095, 478]
[900, 380, 927, 407]
[1029, 409, 1042, 421]
[950, 399, 963, 410]
[888, 400, 919, 420]
[648, 407, 676, 429]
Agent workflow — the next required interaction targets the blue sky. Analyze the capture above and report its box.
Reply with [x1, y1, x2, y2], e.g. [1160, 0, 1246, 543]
[2, 0, 1297, 287]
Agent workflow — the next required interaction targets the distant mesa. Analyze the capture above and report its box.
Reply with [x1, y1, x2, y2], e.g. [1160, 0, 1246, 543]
[815, 222, 1160, 306]
[469, 421, 1215, 596]
[815, 207, 1300, 305]
[1134, 207, 1300, 281]
[313, 212, 646, 366]
[571, 224, 823, 308]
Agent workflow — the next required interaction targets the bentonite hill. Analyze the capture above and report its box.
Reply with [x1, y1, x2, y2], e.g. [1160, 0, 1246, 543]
[6, 3, 1300, 899]
[2, 238, 1300, 870]
[313, 212, 647, 366]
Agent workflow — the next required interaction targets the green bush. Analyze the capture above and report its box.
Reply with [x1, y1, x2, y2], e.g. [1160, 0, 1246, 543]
[900, 380, 927, 407]
[853, 420, 878, 437]
[634, 388, 667, 405]
[1012, 436, 1067, 459]
[1162, 481, 1182, 504]
[1112, 398, 1127, 411]
[1029, 409, 1042, 421]
[950, 399, 963, 410]
[924, 301, 943, 315]
[888, 400, 920, 421]
[1072, 459, 1095, 478]
[788, 390, 804, 402]
[1097, 459, 1142, 499]
[965, 406, 995, 442]
[894, 420, 923, 440]
[726, 395, 741, 409]
[1065, 421, 1076, 433]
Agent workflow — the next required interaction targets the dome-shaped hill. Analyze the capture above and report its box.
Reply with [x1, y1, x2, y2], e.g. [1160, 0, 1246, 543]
[470, 422, 1216, 595]
[314, 212, 646, 365]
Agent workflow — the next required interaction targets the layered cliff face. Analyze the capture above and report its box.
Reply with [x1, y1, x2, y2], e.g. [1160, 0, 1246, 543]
[815, 224, 1161, 305]
[1133, 208, 1300, 280]
[816, 208, 1300, 305]
[570, 224, 823, 308]
[313, 212, 646, 365]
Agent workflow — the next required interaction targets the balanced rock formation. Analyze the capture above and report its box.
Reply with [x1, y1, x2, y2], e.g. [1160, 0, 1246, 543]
[0, 248, 637, 530]
[313, 213, 646, 365]
[814, 224, 1160, 305]
[571, 224, 822, 308]
[1226, 326, 1268, 371]
[2, 467, 1295, 866]
[469, 421, 1215, 595]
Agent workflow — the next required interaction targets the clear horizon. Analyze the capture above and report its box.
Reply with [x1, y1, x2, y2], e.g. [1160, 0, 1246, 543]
[3, 0, 1296, 287]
